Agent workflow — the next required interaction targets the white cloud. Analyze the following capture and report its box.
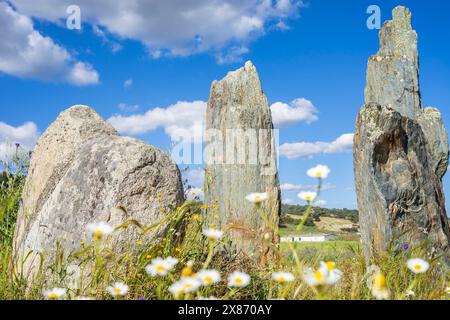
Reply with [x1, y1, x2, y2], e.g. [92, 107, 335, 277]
[185, 168, 205, 187]
[118, 103, 140, 113]
[281, 183, 334, 192]
[216, 46, 249, 64]
[109, 96, 317, 143]
[279, 133, 354, 159]
[314, 200, 328, 207]
[280, 183, 304, 192]
[185, 187, 205, 201]
[0, 121, 39, 159]
[11, 0, 303, 62]
[93, 25, 123, 53]
[282, 198, 295, 205]
[123, 78, 133, 88]
[270, 98, 318, 127]
[108, 101, 207, 142]
[0, 2, 99, 85]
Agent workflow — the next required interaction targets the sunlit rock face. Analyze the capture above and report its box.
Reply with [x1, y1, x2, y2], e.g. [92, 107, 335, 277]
[14, 106, 184, 282]
[354, 6, 450, 263]
[205, 61, 281, 265]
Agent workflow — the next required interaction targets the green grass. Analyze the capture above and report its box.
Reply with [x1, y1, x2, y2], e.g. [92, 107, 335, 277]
[0, 151, 449, 300]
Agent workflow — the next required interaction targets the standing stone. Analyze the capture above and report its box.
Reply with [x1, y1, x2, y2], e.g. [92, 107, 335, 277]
[205, 61, 281, 265]
[354, 7, 450, 262]
[14, 106, 184, 280]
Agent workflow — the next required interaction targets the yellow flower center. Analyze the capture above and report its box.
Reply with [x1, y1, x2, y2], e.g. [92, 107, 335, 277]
[315, 172, 322, 178]
[48, 293, 58, 300]
[93, 230, 103, 241]
[255, 196, 261, 202]
[373, 274, 386, 291]
[214, 215, 219, 220]
[313, 271, 323, 282]
[156, 265, 167, 272]
[414, 265, 422, 271]
[326, 261, 335, 270]
[114, 288, 122, 294]
[305, 196, 311, 201]
[182, 267, 193, 277]
[185, 283, 193, 289]
[204, 276, 213, 283]
[234, 278, 243, 285]
[193, 214, 200, 220]
[278, 277, 286, 283]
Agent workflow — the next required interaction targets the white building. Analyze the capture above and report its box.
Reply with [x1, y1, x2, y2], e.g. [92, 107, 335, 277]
[281, 234, 337, 243]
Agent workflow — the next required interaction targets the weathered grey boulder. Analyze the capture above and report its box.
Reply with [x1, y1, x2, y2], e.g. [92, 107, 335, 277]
[354, 7, 450, 262]
[14, 106, 184, 280]
[205, 61, 281, 265]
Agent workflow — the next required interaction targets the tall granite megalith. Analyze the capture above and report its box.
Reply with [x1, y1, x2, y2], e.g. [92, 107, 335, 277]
[354, 7, 450, 262]
[205, 61, 281, 265]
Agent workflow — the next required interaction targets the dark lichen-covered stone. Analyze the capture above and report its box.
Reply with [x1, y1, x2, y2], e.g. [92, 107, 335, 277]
[354, 7, 450, 263]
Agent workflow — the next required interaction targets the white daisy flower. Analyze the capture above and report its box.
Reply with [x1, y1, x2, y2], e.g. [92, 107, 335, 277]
[245, 192, 268, 204]
[298, 191, 317, 202]
[272, 272, 295, 284]
[145, 257, 179, 277]
[86, 222, 114, 241]
[107, 282, 129, 297]
[179, 277, 202, 294]
[307, 165, 330, 179]
[406, 258, 430, 274]
[203, 228, 224, 241]
[371, 273, 390, 300]
[195, 269, 221, 286]
[303, 268, 327, 287]
[169, 281, 185, 299]
[228, 271, 251, 288]
[320, 261, 343, 285]
[43, 288, 66, 300]
[446, 287, 450, 295]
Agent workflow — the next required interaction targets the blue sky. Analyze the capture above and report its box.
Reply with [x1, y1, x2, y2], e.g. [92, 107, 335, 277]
[1, 0, 450, 209]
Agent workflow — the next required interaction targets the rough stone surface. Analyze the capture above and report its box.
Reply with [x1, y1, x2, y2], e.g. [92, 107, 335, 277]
[354, 7, 450, 262]
[205, 61, 281, 265]
[14, 106, 184, 279]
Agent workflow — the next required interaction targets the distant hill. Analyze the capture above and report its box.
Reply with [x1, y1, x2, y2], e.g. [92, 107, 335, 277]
[282, 204, 358, 221]
[280, 204, 359, 232]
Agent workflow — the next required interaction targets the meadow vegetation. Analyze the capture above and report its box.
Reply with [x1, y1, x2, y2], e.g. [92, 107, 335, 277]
[0, 150, 449, 300]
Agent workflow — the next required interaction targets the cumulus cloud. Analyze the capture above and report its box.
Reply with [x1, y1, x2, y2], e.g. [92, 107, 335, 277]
[123, 78, 133, 88]
[118, 103, 140, 113]
[0, 2, 99, 85]
[281, 183, 334, 192]
[0, 121, 40, 159]
[314, 199, 328, 207]
[280, 183, 304, 192]
[282, 198, 295, 205]
[270, 98, 318, 127]
[185, 168, 205, 187]
[109, 96, 317, 143]
[279, 133, 354, 159]
[108, 101, 207, 142]
[11, 0, 303, 62]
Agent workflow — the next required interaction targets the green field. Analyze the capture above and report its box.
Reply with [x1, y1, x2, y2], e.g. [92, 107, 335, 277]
[281, 240, 360, 261]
